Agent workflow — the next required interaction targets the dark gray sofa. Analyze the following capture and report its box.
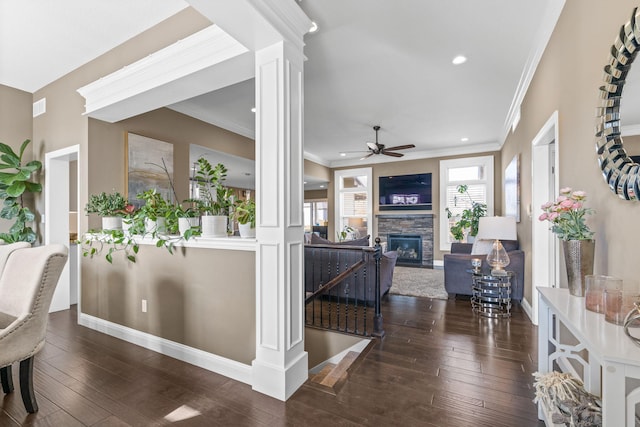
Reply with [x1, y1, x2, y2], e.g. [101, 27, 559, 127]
[304, 241, 398, 304]
[443, 240, 524, 301]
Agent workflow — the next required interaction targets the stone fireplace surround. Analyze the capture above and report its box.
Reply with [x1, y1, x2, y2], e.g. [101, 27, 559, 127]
[376, 214, 433, 268]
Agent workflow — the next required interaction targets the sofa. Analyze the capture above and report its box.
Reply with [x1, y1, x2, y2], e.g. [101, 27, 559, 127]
[443, 240, 524, 301]
[304, 236, 398, 305]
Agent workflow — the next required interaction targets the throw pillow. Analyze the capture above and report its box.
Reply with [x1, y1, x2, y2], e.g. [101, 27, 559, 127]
[471, 239, 495, 255]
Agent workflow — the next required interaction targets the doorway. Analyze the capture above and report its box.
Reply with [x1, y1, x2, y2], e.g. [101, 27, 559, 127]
[45, 145, 80, 313]
[531, 111, 559, 325]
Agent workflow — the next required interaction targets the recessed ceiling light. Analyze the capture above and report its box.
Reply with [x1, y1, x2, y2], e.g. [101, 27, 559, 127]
[319, 185, 325, 188]
[309, 21, 319, 33]
[340, 152, 346, 157]
[452, 55, 467, 65]
[251, 107, 256, 113]
[461, 137, 469, 142]
[304, 181, 307, 184]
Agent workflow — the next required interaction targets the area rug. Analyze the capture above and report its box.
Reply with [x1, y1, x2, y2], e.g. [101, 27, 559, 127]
[389, 267, 449, 300]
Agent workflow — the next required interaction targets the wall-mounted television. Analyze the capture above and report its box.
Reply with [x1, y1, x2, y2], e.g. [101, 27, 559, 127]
[379, 173, 432, 211]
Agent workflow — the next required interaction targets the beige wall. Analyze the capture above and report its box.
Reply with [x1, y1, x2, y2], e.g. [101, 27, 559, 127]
[82, 246, 256, 364]
[304, 159, 331, 182]
[0, 85, 33, 235]
[502, 0, 640, 302]
[330, 151, 502, 260]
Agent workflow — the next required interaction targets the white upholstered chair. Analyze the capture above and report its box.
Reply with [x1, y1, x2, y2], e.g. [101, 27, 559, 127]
[0, 244, 68, 413]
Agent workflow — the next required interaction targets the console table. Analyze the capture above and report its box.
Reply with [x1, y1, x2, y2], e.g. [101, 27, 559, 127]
[538, 287, 640, 426]
[470, 271, 512, 318]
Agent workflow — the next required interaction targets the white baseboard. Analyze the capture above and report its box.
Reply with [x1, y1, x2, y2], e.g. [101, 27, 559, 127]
[521, 297, 534, 323]
[433, 259, 443, 268]
[309, 338, 371, 374]
[78, 313, 252, 385]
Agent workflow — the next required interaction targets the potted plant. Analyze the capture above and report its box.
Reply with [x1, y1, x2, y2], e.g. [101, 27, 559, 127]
[193, 158, 232, 237]
[234, 198, 255, 238]
[167, 202, 200, 239]
[136, 189, 170, 235]
[0, 139, 41, 244]
[446, 184, 487, 242]
[85, 191, 128, 230]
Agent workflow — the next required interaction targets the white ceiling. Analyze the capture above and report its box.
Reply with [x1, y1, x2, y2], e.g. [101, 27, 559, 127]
[1, 0, 558, 171]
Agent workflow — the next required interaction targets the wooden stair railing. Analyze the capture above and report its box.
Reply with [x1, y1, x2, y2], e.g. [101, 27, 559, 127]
[304, 239, 384, 337]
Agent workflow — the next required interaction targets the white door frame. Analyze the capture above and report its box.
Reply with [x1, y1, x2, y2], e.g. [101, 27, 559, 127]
[530, 111, 559, 325]
[45, 145, 80, 313]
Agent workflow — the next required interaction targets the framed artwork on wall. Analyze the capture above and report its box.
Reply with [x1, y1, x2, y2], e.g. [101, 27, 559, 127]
[125, 132, 174, 207]
[504, 154, 520, 222]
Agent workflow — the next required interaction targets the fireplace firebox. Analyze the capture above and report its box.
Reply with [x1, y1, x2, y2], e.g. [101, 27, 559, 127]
[388, 234, 423, 266]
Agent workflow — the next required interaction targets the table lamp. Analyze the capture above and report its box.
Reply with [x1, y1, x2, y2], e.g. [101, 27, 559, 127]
[475, 216, 517, 276]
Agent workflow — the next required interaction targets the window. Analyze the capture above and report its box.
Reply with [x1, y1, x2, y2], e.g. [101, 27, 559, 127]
[334, 168, 372, 241]
[303, 200, 328, 232]
[439, 156, 494, 250]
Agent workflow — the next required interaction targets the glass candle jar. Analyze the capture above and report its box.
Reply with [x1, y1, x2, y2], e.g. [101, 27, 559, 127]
[605, 287, 640, 325]
[585, 275, 621, 313]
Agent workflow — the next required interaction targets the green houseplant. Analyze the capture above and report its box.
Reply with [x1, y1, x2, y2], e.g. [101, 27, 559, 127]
[0, 139, 42, 243]
[136, 189, 171, 235]
[85, 191, 128, 230]
[446, 184, 487, 242]
[194, 158, 232, 237]
[234, 198, 255, 238]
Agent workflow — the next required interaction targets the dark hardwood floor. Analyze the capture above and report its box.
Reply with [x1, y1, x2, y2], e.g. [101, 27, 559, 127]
[0, 295, 543, 426]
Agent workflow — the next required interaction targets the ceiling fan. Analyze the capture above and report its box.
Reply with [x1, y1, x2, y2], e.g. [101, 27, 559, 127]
[359, 125, 415, 160]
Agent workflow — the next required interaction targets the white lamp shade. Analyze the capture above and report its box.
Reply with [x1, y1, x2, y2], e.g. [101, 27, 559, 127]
[475, 216, 517, 241]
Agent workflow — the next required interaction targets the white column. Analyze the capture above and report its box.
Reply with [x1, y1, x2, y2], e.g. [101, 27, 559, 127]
[252, 40, 307, 401]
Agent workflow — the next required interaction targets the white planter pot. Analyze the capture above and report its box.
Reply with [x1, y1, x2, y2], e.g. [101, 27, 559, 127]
[201, 215, 227, 237]
[102, 216, 122, 231]
[179, 217, 200, 236]
[144, 217, 166, 235]
[238, 222, 256, 238]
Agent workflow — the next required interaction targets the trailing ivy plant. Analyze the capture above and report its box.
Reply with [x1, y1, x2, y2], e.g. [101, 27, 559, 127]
[0, 139, 42, 243]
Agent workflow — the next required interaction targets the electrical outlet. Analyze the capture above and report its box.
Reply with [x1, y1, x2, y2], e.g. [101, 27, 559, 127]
[141, 299, 147, 313]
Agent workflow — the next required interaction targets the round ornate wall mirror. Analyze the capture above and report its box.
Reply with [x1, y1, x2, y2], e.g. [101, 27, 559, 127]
[596, 7, 640, 200]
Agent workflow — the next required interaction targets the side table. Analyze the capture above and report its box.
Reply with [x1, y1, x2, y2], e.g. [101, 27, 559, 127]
[469, 270, 513, 318]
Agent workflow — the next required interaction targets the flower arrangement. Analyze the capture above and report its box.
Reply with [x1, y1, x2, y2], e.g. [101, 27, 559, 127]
[539, 188, 594, 241]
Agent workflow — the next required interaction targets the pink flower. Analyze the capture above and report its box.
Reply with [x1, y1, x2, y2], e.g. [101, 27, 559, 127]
[541, 202, 553, 210]
[560, 199, 574, 209]
[539, 213, 548, 221]
[572, 202, 583, 210]
[557, 195, 567, 203]
[560, 187, 572, 195]
[572, 190, 586, 200]
[548, 212, 559, 221]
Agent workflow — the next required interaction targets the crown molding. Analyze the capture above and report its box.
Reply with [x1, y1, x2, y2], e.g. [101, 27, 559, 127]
[303, 151, 331, 167]
[502, 0, 566, 144]
[77, 25, 250, 121]
[168, 104, 255, 140]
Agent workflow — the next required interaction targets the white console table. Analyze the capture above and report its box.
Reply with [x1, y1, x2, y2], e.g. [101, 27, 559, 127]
[538, 287, 640, 426]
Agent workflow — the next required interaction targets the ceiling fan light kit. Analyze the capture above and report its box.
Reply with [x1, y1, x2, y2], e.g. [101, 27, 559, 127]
[356, 125, 415, 160]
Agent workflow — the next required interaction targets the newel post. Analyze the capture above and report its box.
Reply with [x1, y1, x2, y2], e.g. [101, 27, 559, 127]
[373, 237, 385, 338]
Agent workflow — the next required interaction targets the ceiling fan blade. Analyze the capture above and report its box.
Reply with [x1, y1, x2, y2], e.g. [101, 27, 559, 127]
[360, 153, 375, 160]
[366, 142, 378, 150]
[383, 144, 415, 151]
[383, 151, 404, 158]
